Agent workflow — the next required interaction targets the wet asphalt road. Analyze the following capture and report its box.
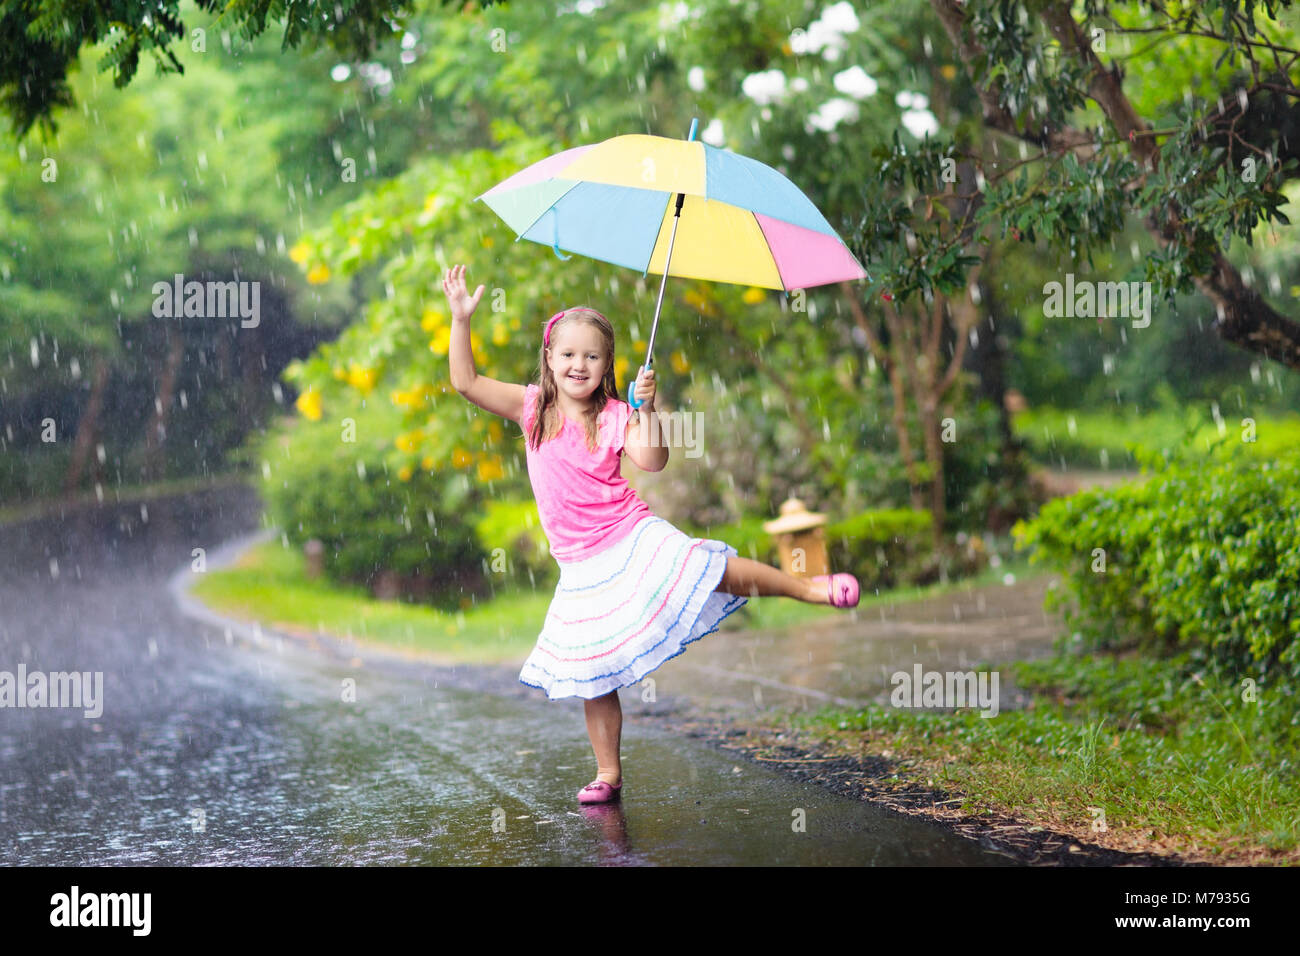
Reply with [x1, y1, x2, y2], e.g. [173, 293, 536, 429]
[0, 483, 1013, 865]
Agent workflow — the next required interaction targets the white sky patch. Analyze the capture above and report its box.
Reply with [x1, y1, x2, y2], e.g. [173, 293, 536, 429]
[700, 118, 726, 146]
[809, 97, 859, 132]
[742, 69, 788, 105]
[833, 65, 877, 99]
[902, 108, 939, 138]
[357, 62, 393, 95]
[658, 1, 701, 30]
[557, 0, 608, 13]
[791, 1, 860, 60]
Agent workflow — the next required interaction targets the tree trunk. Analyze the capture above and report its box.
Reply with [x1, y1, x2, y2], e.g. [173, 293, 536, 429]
[144, 323, 185, 483]
[62, 354, 111, 498]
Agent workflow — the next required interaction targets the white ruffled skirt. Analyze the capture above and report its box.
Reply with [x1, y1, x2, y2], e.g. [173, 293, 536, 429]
[518, 515, 748, 700]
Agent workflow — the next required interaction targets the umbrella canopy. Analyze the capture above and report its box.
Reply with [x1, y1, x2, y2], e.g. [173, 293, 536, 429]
[475, 118, 868, 407]
[476, 131, 867, 291]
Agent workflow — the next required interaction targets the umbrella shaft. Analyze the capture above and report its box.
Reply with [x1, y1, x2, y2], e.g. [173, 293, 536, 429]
[645, 192, 685, 367]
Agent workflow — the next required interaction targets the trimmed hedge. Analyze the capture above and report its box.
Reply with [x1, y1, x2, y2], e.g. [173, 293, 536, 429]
[825, 507, 936, 589]
[687, 508, 939, 591]
[252, 405, 488, 610]
[681, 513, 779, 564]
[1013, 449, 1300, 681]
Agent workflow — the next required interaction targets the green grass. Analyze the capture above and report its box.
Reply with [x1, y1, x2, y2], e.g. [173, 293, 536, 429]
[190, 537, 556, 664]
[190, 534, 1043, 665]
[789, 651, 1300, 862]
[1014, 406, 1300, 469]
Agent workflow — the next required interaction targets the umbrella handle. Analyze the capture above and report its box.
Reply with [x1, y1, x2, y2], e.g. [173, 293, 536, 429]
[628, 355, 653, 409]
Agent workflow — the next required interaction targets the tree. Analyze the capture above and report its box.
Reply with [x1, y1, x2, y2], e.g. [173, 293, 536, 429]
[921, 0, 1300, 370]
[0, 5, 370, 498]
[0, 0, 452, 139]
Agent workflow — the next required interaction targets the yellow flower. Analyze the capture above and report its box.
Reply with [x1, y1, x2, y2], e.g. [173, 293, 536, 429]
[295, 388, 323, 421]
[421, 309, 445, 332]
[452, 447, 473, 468]
[398, 464, 413, 482]
[633, 339, 647, 352]
[288, 242, 310, 264]
[481, 235, 495, 248]
[390, 386, 430, 411]
[615, 356, 629, 383]
[488, 420, 503, 442]
[346, 365, 377, 392]
[421, 455, 434, 470]
[429, 326, 452, 355]
[492, 323, 509, 346]
[306, 263, 331, 284]
[683, 287, 717, 316]
[476, 455, 505, 482]
[742, 286, 766, 305]
[509, 317, 520, 330]
[940, 64, 957, 80]
[332, 366, 347, 380]
[670, 350, 691, 374]
[395, 432, 422, 453]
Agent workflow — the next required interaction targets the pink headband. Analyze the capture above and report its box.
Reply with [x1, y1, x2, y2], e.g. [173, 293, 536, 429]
[544, 308, 606, 347]
[544, 310, 565, 347]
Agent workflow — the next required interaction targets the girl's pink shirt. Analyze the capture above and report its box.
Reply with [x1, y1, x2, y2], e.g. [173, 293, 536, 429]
[521, 382, 654, 563]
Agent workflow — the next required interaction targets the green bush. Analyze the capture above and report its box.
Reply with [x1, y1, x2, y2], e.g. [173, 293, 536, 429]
[1013, 447, 1300, 682]
[825, 508, 934, 590]
[686, 507, 985, 591]
[250, 404, 488, 610]
[681, 513, 779, 564]
[474, 497, 557, 592]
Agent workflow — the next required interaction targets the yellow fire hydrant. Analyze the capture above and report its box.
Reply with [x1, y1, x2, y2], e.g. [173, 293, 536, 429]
[762, 498, 829, 578]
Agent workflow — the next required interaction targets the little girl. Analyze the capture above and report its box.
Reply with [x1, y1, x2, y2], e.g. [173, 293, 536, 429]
[441, 264, 860, 805]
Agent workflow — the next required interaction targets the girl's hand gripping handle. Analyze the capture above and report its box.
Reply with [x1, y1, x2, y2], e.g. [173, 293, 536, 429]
[628, 356, 654, 409]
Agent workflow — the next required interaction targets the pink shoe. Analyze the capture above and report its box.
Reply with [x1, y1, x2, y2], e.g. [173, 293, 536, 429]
[577, 779, 623, 804]
[812, 573, 860, 608]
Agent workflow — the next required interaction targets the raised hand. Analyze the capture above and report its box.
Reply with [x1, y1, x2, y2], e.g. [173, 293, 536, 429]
[442, 264, 485, 322]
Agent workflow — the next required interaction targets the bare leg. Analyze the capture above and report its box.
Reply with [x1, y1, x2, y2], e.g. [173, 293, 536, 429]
[583, 690, 622, 785]
[715, 555, 827, 603]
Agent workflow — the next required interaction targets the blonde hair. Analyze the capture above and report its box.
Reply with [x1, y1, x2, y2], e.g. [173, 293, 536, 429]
[528, 308, 629, 454]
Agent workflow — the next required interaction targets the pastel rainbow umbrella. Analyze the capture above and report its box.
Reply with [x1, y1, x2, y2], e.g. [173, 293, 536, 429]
[475, 117, 869, 407]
